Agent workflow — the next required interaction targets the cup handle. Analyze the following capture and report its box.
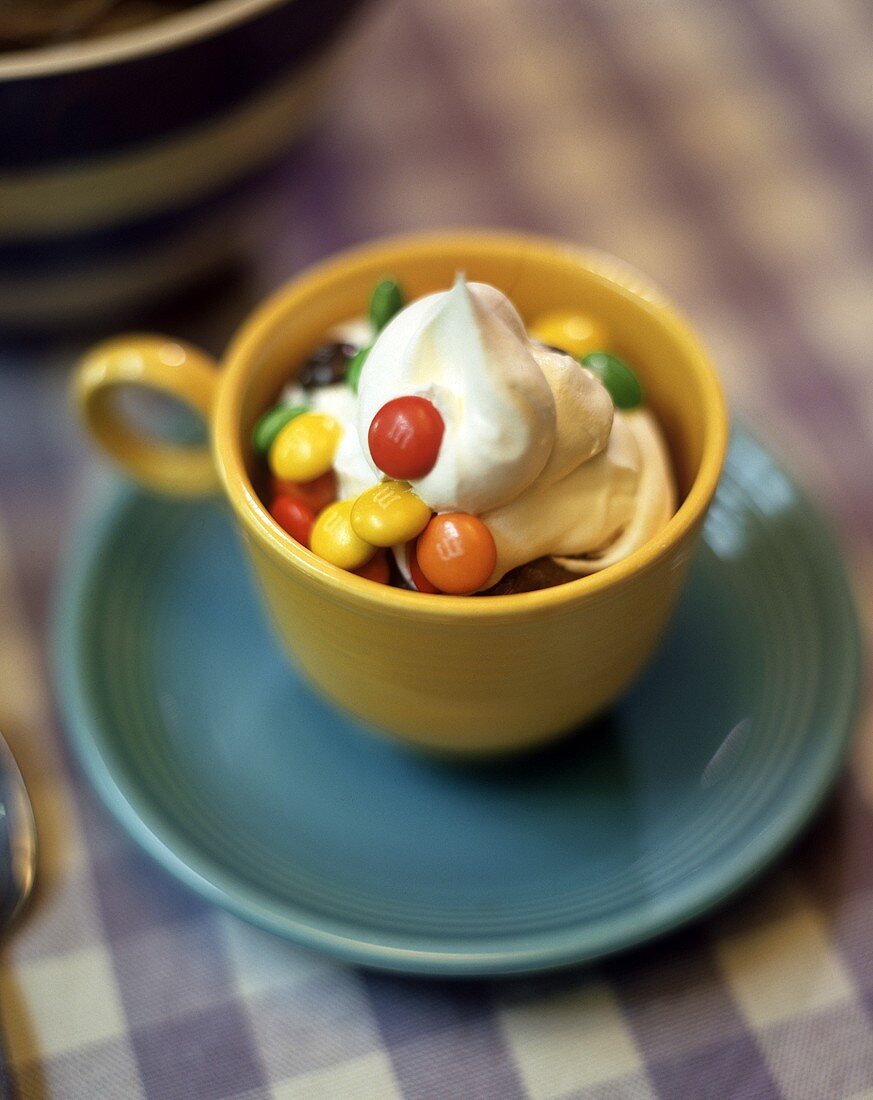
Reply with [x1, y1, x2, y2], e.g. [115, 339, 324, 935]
[74, 335, 222, 497]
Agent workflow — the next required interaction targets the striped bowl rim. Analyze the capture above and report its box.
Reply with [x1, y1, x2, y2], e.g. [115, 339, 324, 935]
[0, 0, 289, 80]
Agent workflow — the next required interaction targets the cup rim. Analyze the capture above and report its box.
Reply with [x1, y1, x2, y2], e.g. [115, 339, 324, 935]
[0, 0, 285, 81]
[214, 229, 729, 622]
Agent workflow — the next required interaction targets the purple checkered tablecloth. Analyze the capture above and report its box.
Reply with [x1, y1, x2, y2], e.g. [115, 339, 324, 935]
[2, 1, 873, 1096]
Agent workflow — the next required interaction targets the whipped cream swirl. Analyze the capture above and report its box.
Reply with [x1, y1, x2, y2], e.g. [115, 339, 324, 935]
[357, 278, 560, 514]
[295, 277, 676, 589]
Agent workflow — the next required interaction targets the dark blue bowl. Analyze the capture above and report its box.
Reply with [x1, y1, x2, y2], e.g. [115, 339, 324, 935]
[0, 0, 368, 333]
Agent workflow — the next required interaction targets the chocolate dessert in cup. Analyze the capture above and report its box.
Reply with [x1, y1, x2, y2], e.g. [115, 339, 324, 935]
[250, 273, 677, 597]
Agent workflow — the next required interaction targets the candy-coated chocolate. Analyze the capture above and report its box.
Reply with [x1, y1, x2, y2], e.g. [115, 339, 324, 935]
[370, 278, 405, 331]
[353, 549, 391, 585]
[406, 539, 441, 593]
[269, 412, 341, 482]
[416, 513, 497, 595]
[368, 396, 445, 480]
[350, 481, 431, 547]
[252, 403, 307, 456]
[271, 470, 337, 514]
[346, 346, 370, 394]
[310, 499, 376, 570]
[529, 310, 610, 361]
[298, 342, 355, 389]
[582, 351, 643, 409]
[270, 495, 316, 548]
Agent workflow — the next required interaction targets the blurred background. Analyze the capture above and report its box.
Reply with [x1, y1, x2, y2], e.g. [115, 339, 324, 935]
[3, 0, 871, 557]
[2, 0, 873, 1096]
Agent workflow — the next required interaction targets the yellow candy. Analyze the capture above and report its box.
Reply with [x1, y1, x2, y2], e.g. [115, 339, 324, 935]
[528, 310, 610, 360]
[268, 412, 341, 482]
[310, 500, 376, 570]
[350, 481, 431, 547]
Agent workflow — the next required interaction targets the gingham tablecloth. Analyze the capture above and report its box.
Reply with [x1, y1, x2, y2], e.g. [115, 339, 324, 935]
[2, 1, 873, 1096]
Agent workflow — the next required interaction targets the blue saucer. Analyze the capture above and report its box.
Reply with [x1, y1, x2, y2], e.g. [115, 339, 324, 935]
[54, 429, 862, 976]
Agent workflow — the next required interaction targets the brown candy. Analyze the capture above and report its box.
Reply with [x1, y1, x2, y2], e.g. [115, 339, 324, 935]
[297, 342, 356, 390]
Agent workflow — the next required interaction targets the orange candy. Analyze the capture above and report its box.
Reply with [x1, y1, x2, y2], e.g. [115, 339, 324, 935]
[353, 550, 391, 585]
[416, 514, 497, 595]
[270, 470, 337, 514]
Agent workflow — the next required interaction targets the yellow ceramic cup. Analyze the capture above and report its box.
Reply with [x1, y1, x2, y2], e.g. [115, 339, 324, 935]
[74, 232, 729, 756]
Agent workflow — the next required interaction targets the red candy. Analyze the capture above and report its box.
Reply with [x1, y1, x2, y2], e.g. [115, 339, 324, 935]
[354, 550, 391, 585]
[406, 539, 441, 594]
[368, 396, 444, 480]
[270, 495, 316, 548]
[271, 470, 336, 514]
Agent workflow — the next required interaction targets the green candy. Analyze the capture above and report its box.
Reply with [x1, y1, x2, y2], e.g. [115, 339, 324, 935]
[369, 278, 405, 332]
[346, 345, 371, 394]
[252, 403, 307, 455]
[581, 351, 643, 410]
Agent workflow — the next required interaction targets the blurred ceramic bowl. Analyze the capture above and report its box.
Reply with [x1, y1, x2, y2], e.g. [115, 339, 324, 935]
[0, 0, 370, 333]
